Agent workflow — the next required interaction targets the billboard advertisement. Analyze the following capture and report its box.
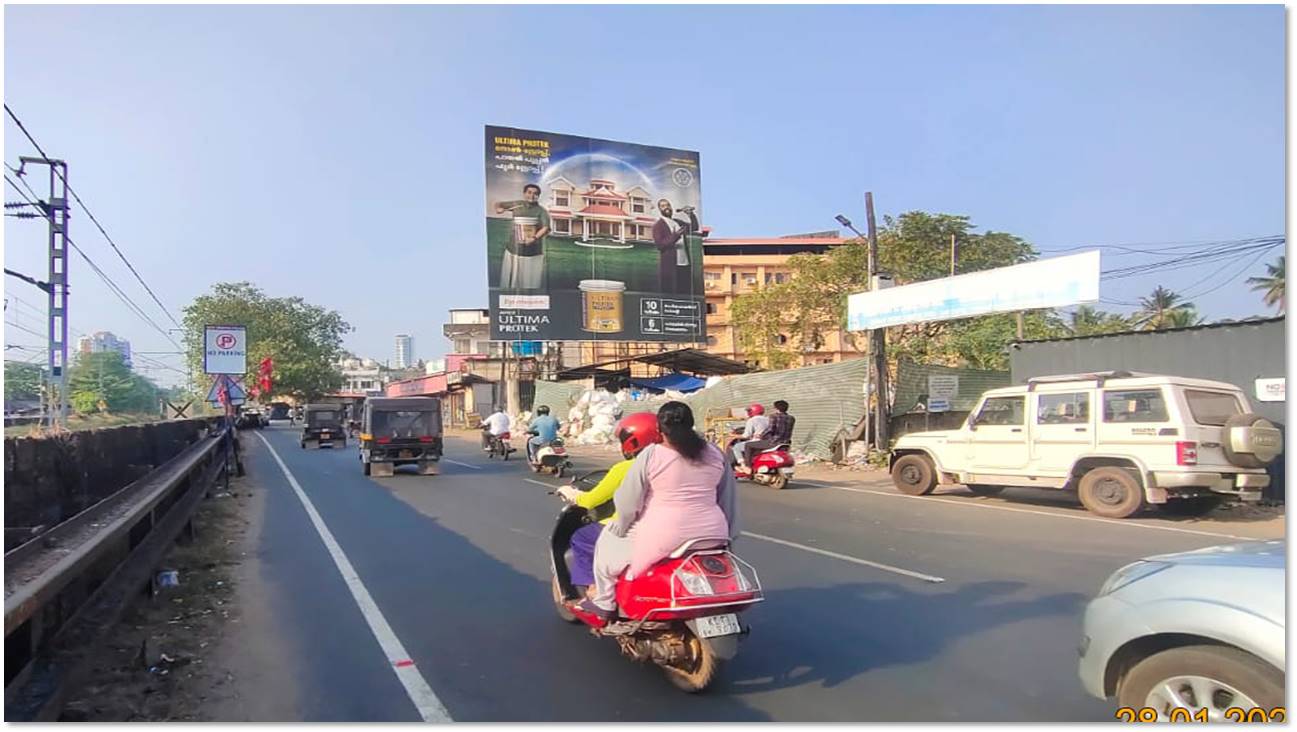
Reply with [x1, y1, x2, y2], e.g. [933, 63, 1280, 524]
[847, 251, 1101, 331]
[485, 125, 704, 342]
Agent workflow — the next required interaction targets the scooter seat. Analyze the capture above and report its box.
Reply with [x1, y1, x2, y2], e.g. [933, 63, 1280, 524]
[761, 444, 791, 454]
[667, 537, 730, 558]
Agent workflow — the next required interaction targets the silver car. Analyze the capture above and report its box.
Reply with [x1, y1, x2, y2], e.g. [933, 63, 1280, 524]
[1079, 540, 1285, 721]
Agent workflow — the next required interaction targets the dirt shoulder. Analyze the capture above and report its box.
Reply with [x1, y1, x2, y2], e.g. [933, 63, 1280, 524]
[62, 441, 295, 721]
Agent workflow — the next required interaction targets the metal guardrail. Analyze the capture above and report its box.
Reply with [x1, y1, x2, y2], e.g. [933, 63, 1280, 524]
[4, 423, 238, 721]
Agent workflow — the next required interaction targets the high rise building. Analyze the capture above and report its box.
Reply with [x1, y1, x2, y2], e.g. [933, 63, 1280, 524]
[77, 331, 133, 369]
[394, 334, 414, 369]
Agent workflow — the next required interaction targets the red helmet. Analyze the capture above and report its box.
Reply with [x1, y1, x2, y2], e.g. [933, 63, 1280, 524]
[746, 403, 765, 417]
[615, 412, 661, 458]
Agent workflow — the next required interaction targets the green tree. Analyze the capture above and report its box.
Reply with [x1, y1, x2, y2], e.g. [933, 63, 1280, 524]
[1246, 255, 1285, 313]
[4, 361, 42, 403]
[66, 351, 160, 414]
[182, 282, 351, 401]
[1162, 306, 1203, 329]
[731, 211, 1047, 369]
[1064, 305, 1132, 337]
[1134, 286, 1196, 331]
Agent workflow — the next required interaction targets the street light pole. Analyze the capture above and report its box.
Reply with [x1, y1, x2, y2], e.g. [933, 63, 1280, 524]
[864, 193, 889, 451]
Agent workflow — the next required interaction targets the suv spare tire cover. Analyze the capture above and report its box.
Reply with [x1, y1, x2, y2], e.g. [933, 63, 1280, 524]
[1223, 413, 1283, 468]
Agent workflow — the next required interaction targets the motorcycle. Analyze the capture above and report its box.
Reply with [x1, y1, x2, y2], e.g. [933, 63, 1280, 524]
[726, 434, 795, 490]
[527, 431, 571, 478]
[549, 471, 763, 692]
[484, 430, 515, 460]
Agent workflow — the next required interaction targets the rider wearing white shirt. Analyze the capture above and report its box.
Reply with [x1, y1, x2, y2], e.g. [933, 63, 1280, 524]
[481, 408, 512, 451]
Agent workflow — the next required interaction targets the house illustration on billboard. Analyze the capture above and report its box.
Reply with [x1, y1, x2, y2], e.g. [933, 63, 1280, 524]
[545, 178, 656, 245]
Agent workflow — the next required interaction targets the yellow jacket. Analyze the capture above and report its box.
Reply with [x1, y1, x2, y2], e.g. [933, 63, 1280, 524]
[574, 459, 633, 524]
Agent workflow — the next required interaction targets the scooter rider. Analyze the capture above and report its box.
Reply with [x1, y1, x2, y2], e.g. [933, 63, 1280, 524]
[527, 405, 561, 462]
[731, 403, 770, 467]
[555, 412, 660, 596]
[481, 406, 512, 452]
[743, 399, 795, 468]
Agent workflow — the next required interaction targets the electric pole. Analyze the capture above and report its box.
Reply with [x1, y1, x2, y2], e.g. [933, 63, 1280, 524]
[864, 192, 889, 451]
[18, 156, 70, 429]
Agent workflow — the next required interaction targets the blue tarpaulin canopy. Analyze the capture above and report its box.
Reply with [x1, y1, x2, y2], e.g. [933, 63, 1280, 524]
[627, 373, 708, 393]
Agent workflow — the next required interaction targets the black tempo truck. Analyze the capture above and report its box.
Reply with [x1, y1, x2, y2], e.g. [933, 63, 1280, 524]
[301, 404, 346, 449]
[360, 397, 443, 476]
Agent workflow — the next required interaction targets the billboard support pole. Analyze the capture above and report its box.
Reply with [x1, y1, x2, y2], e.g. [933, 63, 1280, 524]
[865, 192, 889, 451]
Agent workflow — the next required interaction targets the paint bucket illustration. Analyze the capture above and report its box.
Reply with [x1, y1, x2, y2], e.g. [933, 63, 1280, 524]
[512, 216, 540, 252]
[579, 280, 626, 333]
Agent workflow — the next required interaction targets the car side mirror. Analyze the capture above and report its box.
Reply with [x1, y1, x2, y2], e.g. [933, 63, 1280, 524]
[967, 417, 979, 431]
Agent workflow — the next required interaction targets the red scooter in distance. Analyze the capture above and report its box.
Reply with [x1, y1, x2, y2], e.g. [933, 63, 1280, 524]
[726, 434, 795, 490]
[549, 471, 763, 692]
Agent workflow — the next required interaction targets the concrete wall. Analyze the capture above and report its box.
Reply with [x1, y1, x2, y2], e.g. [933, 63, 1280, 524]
[4, 419, 216, 543]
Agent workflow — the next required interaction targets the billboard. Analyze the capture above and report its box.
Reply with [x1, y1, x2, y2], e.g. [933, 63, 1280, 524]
[203, 324, 247, 374]
[847, 251, 1101, 331]
[485, 125, 704, 342]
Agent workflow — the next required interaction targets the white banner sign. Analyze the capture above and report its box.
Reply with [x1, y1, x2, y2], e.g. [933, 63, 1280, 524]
[847, 251, 1101, 331]
[204, 325, 248, 375]
[1255, 377, 1285, 402]
[927, 374, 959, 413]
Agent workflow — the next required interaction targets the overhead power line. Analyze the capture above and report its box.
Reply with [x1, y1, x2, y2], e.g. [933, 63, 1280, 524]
[7, 171, 180, 349]
[6, 103, 181, 328]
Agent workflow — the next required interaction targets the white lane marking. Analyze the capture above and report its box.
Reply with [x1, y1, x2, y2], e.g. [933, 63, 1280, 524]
[254, 433, 453, 722]
[740, 531, 945, 584]
[441, 458, 482, 470]
[836, 486, 1251, 541]
[523, 478, 554, 488]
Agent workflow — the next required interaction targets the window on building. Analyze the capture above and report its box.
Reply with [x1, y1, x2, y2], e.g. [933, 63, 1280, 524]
[774, 272, 788, 284]
[554, 192, 570, 207]
[632, 200, 645, 213]
[742, 272, 758, 286]
[454, 338, 471, 354]
[475, 340, 489, 355]
[553, 218, 570, 234]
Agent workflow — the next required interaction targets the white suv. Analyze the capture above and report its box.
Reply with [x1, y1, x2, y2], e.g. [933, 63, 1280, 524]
[889, 372, 1282, 518]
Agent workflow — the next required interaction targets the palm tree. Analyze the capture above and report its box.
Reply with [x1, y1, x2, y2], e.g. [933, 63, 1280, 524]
[1067, 305, 1132, 336]
[1162, 306, 1203, 329]
[1134, 286, 1195, 330]
[1246, 255, 1285, 313]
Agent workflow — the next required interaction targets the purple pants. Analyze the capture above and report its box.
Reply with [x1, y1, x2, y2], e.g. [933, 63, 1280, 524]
[568, 523, 604, 586]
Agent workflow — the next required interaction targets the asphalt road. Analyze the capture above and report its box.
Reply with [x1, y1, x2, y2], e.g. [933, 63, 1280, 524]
[233, 424, 1270, 722]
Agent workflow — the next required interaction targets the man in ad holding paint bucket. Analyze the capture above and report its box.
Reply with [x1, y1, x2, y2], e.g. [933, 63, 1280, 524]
[494, 183, 551, 290]
[485, 125, 705, 342]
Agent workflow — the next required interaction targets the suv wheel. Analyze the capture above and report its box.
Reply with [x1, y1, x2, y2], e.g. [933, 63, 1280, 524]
[1117, 645, 1283, 721]
[891, 454, 937, 496]
[1078, 466, 1146, 518]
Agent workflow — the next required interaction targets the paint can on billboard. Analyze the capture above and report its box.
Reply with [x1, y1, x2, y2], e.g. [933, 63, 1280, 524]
[580, 279, 626, 333]
[512, 216, 540, 249]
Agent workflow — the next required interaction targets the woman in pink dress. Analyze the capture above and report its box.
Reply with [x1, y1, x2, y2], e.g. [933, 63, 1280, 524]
[583, 401, 740, 619]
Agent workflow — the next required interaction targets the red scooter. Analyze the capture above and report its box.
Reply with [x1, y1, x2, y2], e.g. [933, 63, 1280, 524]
[549, 471, 763, 692]
[726, 434, 796, 490]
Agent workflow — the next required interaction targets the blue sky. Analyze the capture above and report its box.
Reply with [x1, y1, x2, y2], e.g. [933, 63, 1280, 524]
[4, 5, 1284, 383]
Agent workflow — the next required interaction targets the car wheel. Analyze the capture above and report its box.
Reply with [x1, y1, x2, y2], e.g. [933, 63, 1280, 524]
[891, 454, 937, 496]
[966, 484, 1004, 497]
[1077, 466, 1146, 518]
[1117, 645, 1284, 722]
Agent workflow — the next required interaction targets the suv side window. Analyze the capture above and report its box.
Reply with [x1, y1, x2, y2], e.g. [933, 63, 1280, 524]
[1102, 389, 1169, 423]
[1183, 389, 1243, 426]
[1037, 392, 1090, 424]
[975, 396, 1025, 426]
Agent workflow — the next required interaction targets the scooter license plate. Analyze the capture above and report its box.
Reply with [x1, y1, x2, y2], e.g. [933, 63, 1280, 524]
[694, 613, 741, 639]
[400, 450, 413, 458]
[779, 468, 794, 475]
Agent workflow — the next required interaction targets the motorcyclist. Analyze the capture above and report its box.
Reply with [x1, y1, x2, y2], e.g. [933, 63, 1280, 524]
[527, 405, 561, 463]
[555, 412, 660, 597]
[481, 406, 511, 452]
[743, 399, 795, 467]
[730, 403, 770, 467]
[582, 401, 739, 620]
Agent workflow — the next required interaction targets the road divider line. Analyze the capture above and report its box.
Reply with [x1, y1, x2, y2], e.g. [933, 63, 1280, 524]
[740, 531, 945, 583]
[441, 458, 482, 471]
[841, 486, 1251, 541]
[523, 478, 553, 488]
[254, 433, 453, 722]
